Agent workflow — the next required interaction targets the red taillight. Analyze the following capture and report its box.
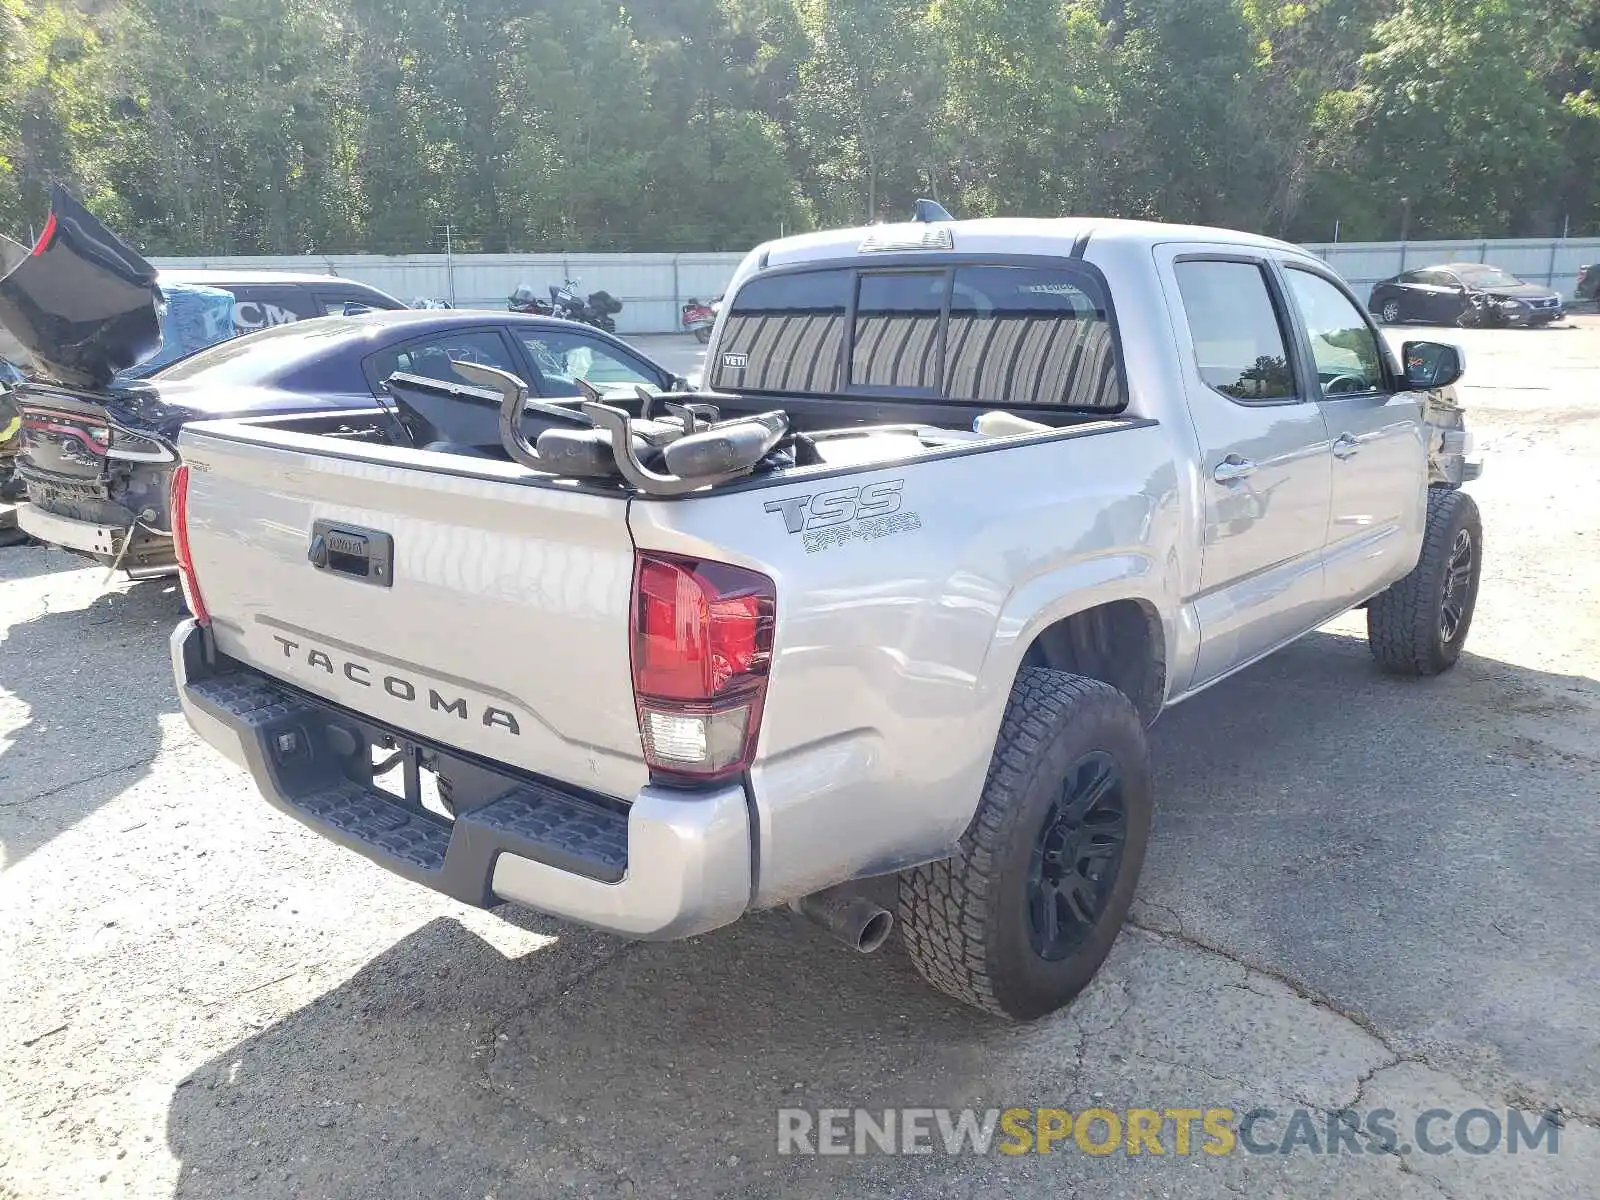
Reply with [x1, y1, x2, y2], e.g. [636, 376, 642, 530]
[21, 414, 110, 456]
[170, 464, 210, 626]
[31, 211, 58, 257]
[631, 552, 775, 783]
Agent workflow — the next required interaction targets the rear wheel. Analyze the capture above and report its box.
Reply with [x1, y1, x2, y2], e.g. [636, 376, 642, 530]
[1380, 298, 1402, 324]
[1367, 488, 1482, 676]
[897, 669, 1152, 1020]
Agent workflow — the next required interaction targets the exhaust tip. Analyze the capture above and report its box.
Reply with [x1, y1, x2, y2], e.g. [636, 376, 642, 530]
[856, 908, 894, 954]
[793, 886, 895, 955]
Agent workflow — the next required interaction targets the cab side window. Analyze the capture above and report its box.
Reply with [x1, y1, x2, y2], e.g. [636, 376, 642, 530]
[317, 294, 369, 316]
[317, 289, 404, 315]
[362, 329, 519, 392]
[1283, 268, 1387, 396]
[1172, 260, 1298, 403]
[518, 330, 662, 396]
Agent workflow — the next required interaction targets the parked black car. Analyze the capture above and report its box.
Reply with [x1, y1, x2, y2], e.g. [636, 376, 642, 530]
[1, 191, 686, 577]
[1368, 263, 1564, 327]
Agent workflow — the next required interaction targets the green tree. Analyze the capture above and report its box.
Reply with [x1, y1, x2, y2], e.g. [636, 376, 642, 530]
[929, 0, 1111, 217]
[1309, 0, 1583, 238]
[1, 0, 109, 236]
[2, 0, 1599, 252]
[794, 0, 945, 224]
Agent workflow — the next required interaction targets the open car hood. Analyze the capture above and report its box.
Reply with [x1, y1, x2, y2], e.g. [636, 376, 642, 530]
[0, 186, 163, 388]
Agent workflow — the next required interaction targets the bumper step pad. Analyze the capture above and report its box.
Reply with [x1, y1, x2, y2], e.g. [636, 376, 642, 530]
[298, 782, 452, 872]
[186, 672, 629, 903]
[471, 784, 628, 882]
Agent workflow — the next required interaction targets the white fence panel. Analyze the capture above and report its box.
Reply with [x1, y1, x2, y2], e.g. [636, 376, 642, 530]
[151, 251, 748, 334]
[153, 238, 1599, 332]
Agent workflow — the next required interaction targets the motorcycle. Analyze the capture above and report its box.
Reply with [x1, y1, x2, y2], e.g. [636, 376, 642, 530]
[548, 277, 584, 321]
[508, 283, 554, 316]
[571, 282, 623, 332]
[510, 278, 623, 332]
[681, 297, 715, 343]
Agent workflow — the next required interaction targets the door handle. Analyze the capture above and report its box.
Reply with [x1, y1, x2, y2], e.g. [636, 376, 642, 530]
[1331, 434, 1361, 460]
[1212, 455, 1257, 483]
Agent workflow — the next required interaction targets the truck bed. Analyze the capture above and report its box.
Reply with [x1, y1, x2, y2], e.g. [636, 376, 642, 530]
[206, 398, 1149, 496]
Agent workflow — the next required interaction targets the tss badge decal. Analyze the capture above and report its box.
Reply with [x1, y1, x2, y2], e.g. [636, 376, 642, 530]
[765, 479, 922, 553]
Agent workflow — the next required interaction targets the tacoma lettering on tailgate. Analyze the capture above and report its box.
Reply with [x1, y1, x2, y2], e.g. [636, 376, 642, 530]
[270, 635, 522, 734]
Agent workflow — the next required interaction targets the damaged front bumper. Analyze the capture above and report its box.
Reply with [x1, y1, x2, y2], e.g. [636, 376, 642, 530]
[1424, 391, 1483, 486]
[14, 501, 176, 574]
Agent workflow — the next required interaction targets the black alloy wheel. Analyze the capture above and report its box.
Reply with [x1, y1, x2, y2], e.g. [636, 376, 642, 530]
[1026, 751, 1129, 961]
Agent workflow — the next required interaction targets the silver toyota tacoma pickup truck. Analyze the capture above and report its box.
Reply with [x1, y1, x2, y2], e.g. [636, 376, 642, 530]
[169, 215, 1482, 1020]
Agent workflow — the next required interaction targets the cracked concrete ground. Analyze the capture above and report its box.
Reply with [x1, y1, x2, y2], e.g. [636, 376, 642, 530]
[2, 320, 1599, 1199]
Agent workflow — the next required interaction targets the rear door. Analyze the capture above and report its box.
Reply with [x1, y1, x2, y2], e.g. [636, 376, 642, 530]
[1158, 247, 1332, 687]
[1277, 261, 1427, 609]
[1410, 269, 1464, 324]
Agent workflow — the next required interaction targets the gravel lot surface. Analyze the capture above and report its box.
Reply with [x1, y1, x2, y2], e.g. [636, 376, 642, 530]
[2, 320, 1598, 1199]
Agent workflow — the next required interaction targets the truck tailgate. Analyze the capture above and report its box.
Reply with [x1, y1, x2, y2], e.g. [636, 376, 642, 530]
[178, 424, 647, 800]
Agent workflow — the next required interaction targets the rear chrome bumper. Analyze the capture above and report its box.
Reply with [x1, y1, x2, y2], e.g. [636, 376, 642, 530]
[171, 620, 752, 939]
[15, 502, 176, 574]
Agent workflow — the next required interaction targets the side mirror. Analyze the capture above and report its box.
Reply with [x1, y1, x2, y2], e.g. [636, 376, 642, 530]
[1402, 340, 1464, 390]
[342, 302, 372, 316]
[670, 375, 693, 393]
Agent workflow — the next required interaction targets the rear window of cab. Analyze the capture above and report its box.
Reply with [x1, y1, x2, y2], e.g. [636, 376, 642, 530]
[709, 263, 1124, 412]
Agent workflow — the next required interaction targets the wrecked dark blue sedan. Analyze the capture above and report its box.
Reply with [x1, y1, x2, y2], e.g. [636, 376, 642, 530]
[2, 189, 683, 576]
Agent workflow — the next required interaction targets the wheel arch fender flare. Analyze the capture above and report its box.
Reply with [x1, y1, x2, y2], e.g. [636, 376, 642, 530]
[975, 553, 1175, 721]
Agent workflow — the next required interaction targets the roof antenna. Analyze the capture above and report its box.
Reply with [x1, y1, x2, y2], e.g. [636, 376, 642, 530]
[913, 198, 954, 223]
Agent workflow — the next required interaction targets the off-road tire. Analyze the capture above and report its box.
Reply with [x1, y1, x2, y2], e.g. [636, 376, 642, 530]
[1367, 488, 1482, 676]
[897, 669, 1152, 1020]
